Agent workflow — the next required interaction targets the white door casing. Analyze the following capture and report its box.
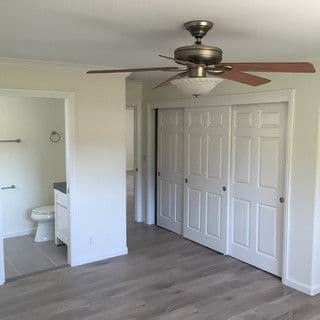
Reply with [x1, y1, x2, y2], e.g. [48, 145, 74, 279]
[157, 109, 184, 234]
[229, 103, 287, 276]
[0, 89, 75, 285]
[183, 107, 230, 254]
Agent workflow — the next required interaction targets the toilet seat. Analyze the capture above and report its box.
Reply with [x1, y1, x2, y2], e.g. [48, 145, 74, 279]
[32, 205, 54, 216]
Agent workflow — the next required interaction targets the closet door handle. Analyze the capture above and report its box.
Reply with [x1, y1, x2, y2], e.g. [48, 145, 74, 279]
[185, 178, 188, 183]
[222, 186, 227, 192]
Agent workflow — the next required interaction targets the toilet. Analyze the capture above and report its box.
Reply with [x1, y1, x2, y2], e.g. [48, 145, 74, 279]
[31, 205, 55, 242]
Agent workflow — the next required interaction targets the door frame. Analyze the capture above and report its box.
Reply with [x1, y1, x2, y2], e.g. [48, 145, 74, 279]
[0, 88, 75, 285]
[126, 104, 143, 223]
[145, 89, 295, 282]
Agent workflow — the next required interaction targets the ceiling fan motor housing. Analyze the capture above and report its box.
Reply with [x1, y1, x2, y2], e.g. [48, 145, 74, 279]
[174, 45, 223, 67]
[174, 20, 223, 70]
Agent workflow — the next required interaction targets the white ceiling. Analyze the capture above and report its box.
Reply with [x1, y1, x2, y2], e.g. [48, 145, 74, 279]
[0, 0, 319, 80]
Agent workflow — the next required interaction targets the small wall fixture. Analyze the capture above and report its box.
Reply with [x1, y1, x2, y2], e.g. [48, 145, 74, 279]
[49, 131, 62, 143]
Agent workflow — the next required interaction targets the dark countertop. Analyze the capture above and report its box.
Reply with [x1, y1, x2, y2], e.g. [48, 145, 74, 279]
[53, 182, 67, 194]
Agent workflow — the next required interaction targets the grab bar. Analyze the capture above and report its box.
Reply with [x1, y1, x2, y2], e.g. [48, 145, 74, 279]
[0, 139, 21, 143]
[1, 185, 15, 190]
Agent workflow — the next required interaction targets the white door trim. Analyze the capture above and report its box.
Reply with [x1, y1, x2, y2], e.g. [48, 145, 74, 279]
[126, 104, 143, 223]
[147, 90, 294, 110]
[145, 89, 295, 284]
[0, 88, 75, 285]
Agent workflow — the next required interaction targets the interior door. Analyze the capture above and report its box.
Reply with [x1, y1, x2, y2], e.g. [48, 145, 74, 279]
[229, 102, 287, 276]
[157, 109, 184, 234]
[183, 107, 230, 253]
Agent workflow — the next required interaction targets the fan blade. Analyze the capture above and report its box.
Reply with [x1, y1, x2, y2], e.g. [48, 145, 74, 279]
[216, 62, 315, 73]
[210, 70, 271, 86]
[153, 71, 189, 89]
[159, 55, 204, 68]
[87, 67, 181, 74]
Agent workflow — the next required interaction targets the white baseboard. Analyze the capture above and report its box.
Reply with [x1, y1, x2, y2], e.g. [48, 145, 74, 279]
[4, 228, 36, 239]
[310, 285, 320, 296]
[283, 278, 320, 296]
[0, 260, 4, 286]
[70, 246, 128, 267]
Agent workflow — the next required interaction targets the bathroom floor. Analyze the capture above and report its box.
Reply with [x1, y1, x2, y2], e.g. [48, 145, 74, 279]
[4, 236, 67, 280]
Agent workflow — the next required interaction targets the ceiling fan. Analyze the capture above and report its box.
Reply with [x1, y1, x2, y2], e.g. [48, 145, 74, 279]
[87, 20, 316, 89]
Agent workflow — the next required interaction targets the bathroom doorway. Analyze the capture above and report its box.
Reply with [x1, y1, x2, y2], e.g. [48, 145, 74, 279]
[0, 90, 74, 282]
[126, 106, 136, 226]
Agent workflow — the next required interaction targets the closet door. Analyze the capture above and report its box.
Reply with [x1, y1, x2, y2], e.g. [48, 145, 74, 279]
[183, 107, 230, 253]
[230, 103, 287, 276]
[157, 109, 184, 234]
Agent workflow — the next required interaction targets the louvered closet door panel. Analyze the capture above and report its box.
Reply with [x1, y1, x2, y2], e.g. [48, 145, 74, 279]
[157, 109, 184, 234]
[183, 107, 230, 253]
[230, 103, 287, 276]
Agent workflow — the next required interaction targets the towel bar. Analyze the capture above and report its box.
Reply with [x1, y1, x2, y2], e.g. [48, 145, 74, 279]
[0, 139, 21, 143]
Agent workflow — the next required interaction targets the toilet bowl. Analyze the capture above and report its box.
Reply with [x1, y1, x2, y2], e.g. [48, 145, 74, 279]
[31, 205, 55, 242]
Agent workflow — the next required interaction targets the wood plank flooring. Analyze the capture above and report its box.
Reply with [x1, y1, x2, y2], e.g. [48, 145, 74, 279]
[0, 173, 319, 319]
[1, 223, 318, 320]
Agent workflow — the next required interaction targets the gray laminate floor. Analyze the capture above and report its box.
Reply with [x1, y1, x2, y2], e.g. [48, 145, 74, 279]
[0, 174, 320, 319]
[4, 236, 67, 280]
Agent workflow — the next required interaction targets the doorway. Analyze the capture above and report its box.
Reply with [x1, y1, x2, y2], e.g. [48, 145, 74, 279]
[0, 89, 74, 284]
[156, 101, 289, 276]
[126, 106, 136, 225]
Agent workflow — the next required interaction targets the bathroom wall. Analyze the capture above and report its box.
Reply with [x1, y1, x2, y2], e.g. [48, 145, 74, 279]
[0, 95, 66, 238]
[126, 107, 134, 171]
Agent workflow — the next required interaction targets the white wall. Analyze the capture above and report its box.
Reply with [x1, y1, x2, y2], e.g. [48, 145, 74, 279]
[141, 62, 320, 295]
[0, 59, 128, 275]
[0, 96, 65, 238]
[126, 108, 134, 171]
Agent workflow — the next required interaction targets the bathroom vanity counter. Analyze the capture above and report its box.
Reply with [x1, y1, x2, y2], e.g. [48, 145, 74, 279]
[53, 182, 67, 194]
[54, 184, 69, 247]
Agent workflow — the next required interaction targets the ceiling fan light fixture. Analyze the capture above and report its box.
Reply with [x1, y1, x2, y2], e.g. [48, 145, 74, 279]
[171, 77, 223, 96]
[87, 19, 316, 88]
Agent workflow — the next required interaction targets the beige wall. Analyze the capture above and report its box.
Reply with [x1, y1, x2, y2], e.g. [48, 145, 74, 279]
[0, 59, 128, 279]
[141, 61, 320, 294]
